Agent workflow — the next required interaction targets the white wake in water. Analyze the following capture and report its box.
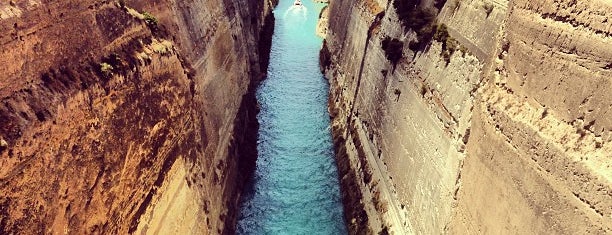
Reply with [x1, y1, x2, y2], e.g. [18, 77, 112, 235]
[284, 5, 307, 21]
[236, 0, 347, 234]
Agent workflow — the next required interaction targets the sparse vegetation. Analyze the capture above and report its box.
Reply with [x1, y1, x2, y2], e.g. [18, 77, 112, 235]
[482, 2, 494, 17]
[101, 53, 128, 74]
[100, 62, 114, 76]
[381, 37, 404, 68]
[393, 0, 439, 51]
[142, 12, 158, 26]
[120, 5, 162, 33]
[433, 23, 461, 65]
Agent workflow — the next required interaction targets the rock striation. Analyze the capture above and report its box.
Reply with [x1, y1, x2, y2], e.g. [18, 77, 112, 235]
[321, 0, 612, 233]
[0, 0, 274, 233]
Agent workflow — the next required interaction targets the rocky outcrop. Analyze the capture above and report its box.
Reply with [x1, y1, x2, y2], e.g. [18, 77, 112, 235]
[323, 0, 611, 233]
[0, 0, 274, 233]
[317, 5, 330, 38]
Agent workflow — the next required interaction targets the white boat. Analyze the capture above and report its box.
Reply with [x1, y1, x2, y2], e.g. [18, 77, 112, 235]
[294, 0, 303, 6]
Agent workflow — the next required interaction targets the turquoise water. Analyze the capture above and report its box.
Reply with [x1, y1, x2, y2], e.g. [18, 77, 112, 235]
[236, 0, 347, 234]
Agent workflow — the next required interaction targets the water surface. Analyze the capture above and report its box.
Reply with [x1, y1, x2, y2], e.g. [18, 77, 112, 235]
[236, 0, 347, 234]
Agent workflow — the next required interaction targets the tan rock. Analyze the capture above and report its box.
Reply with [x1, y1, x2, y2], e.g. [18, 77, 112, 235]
[0, 137, 7, 149]
[0, 0, 273, 234]
[317, 5, 330, 38]
[324, 0, 612, 233]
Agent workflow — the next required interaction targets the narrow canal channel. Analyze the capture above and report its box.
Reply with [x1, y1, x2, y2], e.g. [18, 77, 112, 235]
[236, 0, 347, 234]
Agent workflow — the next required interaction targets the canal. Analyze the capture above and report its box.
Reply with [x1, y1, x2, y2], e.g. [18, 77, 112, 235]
[236, 0, 347, 234]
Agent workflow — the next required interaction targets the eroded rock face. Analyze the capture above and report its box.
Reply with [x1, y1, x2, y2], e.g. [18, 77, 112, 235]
[322, 0, 611, 233]
[0, 0, 274, 233]
[317, 5, 330, 38]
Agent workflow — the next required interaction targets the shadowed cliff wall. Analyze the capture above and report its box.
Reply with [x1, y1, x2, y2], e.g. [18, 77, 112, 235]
[0, 0, 275, 233]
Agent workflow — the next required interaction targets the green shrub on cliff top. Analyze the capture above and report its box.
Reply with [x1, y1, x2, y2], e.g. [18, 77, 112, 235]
[100, 62, 114, 76]
[142, 12, 158, 25]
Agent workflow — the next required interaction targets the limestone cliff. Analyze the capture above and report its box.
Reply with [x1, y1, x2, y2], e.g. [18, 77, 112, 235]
[0, 0, 274, 233]
[317, 5, 330, 38]
[322, 0, 611, 233]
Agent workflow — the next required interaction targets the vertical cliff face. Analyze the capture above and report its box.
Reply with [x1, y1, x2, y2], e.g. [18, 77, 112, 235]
[0, 0, 274, 233]
[322, 0, 611, 233]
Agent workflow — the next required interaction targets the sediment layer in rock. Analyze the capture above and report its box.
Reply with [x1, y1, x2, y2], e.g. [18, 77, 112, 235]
[0, 0, 274, 233]
[322, 0, 612, 233]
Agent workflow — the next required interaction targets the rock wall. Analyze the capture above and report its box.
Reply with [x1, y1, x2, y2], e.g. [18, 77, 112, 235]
[317, 5, 330, 38]
[0, 0, 274, 234]
[322, 0, 611, 233]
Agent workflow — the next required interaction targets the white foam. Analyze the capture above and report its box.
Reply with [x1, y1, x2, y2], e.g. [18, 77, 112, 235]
[284, 5, 307, 21]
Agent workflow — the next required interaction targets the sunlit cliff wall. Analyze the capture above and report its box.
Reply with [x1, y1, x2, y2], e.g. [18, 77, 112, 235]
[321, 0, 611, 233]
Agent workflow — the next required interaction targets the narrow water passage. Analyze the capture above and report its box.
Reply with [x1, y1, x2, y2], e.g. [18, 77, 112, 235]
[236, 0, 347, 234]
